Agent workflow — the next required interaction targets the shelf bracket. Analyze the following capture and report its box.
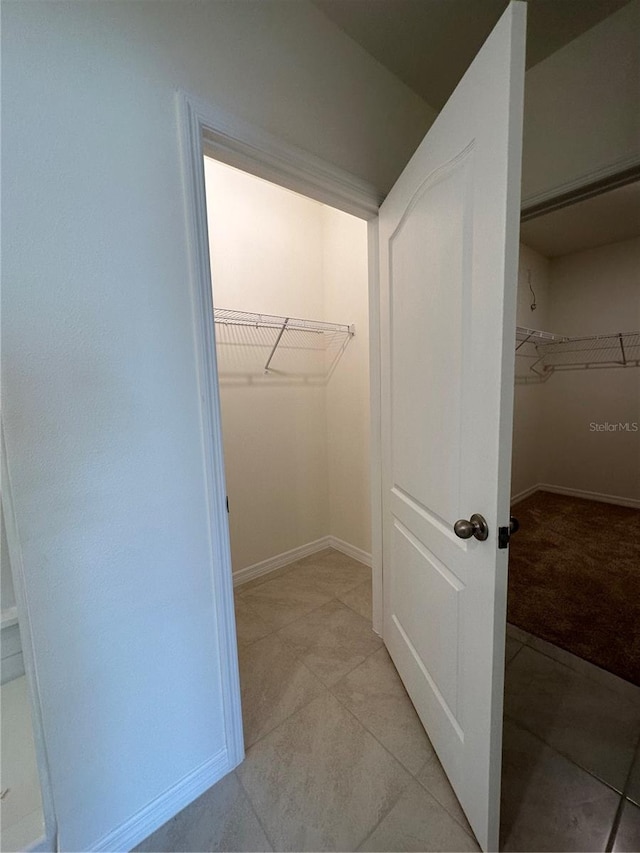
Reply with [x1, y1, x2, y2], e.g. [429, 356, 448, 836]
[619, 332, 627, 366]
[515, 333, 533, 352]
[264, 317, 289, 373]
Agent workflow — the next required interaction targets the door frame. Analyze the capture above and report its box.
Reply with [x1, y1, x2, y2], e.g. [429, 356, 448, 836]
[1, 422, 58, 852]
[176, 93, 385, 745]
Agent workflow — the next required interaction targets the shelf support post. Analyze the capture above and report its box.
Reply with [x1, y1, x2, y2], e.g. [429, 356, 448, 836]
[619, 332, 627, 365]
[265, 318, 289, 372]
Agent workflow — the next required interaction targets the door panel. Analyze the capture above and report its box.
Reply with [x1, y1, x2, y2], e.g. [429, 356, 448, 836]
[379, 4, 526, 850]
[391, 147, 472, 525]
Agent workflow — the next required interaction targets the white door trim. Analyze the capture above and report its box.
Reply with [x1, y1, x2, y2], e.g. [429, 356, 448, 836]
[367, 218, 383, 633]
[182, 92, 383, 219]
[175, 93, 385, 762]
[521, 153, 640, 214]
[1, 423, 58, 852]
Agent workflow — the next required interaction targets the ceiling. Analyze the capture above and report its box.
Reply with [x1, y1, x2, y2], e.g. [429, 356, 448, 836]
[520, 180, 640, 257]
[312, 0, 629, 110]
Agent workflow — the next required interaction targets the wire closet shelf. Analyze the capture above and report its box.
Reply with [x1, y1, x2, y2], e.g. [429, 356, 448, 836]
[516, 326, 640, 377]
[213, 308, 355, 376]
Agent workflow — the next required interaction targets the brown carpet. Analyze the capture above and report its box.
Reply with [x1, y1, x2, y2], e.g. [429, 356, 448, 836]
[507, 490, 640, 686]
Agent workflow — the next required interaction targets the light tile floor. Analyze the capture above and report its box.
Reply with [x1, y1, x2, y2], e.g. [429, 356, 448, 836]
[502, 624, 640, 852]
[136, 549, 640, 852]
[0, 675, 46, 852]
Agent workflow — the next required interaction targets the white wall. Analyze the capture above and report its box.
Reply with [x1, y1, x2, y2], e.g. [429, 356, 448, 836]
[323, 209, 371, 553]
[1, 2, 431, 849]
[546, 236, 640, 336]
[511, 243, 551, 498]
[522, 0, 640, 205]
[540, 237, 640, 501]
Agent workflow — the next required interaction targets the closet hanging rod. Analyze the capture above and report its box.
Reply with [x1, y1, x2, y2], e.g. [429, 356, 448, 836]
[213, 307, 355, 336]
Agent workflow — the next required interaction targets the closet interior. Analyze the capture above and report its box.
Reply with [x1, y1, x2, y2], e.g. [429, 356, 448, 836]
[203, 156, 372, 589]
[509, 179, 640, 685]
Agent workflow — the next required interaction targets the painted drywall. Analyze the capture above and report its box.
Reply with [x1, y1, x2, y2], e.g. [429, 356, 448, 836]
[540, 237, 640, 501]
[1, 1, 432, 848]
[511, 243, 551, 499]
[323, 208, 371, 553]
[204, 158, 330, 572]
[522, 0, 640, 205]
[1, 502, 15, 612]
[546, 236, 640, 336]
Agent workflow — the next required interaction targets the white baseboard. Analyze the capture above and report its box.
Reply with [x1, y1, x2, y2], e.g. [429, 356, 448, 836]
[232, 536, 372, 587]
[232, 536, 332, 587]
[327, 536, 372, 567]
[538, 483, 640, 510]
[92, 748, 230, 852]
[25, 833, 53, 853]
[511, 482, 639, 509]
[510, 484, 540, 505]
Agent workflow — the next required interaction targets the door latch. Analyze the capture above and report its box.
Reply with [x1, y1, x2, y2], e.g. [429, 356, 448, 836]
[498, 516, 519, 549]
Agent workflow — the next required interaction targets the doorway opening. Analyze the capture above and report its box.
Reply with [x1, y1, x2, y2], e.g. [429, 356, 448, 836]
[203, 157, 372, 591]
[501, 180, 640, 851]
[510, 179, 640, 683]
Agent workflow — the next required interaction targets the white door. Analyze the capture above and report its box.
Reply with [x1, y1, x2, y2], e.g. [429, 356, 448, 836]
[379, 3, 526, 850]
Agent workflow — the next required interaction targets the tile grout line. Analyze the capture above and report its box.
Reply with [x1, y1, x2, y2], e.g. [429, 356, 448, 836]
[237, 576, 370, 651]
[605, 795, 626, 853]
[327, 659, 478, 844]
[241, 659, 329, 752]
[605, 730, 640, 852]
[503, 713, 634, 800]
[411, 769, 478, 842]
[515, 628, 640, 706]
[236, 590, 344, 650]
[292, 611, 385, 687]
[235, 599, 280, 650]
[352, 748, 478, 852]
[334, 581, 373, 620]
[260, 596, 379, 687]
[321, 694, 417, 852]
[505, 642, 525, 669]
[232, 769, 278, 853]
[238, 686, 408, 853]
[631, 736, 640, 804]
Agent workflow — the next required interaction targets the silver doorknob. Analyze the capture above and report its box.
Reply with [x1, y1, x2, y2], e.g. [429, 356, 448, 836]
[454, 513, 489, 541]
